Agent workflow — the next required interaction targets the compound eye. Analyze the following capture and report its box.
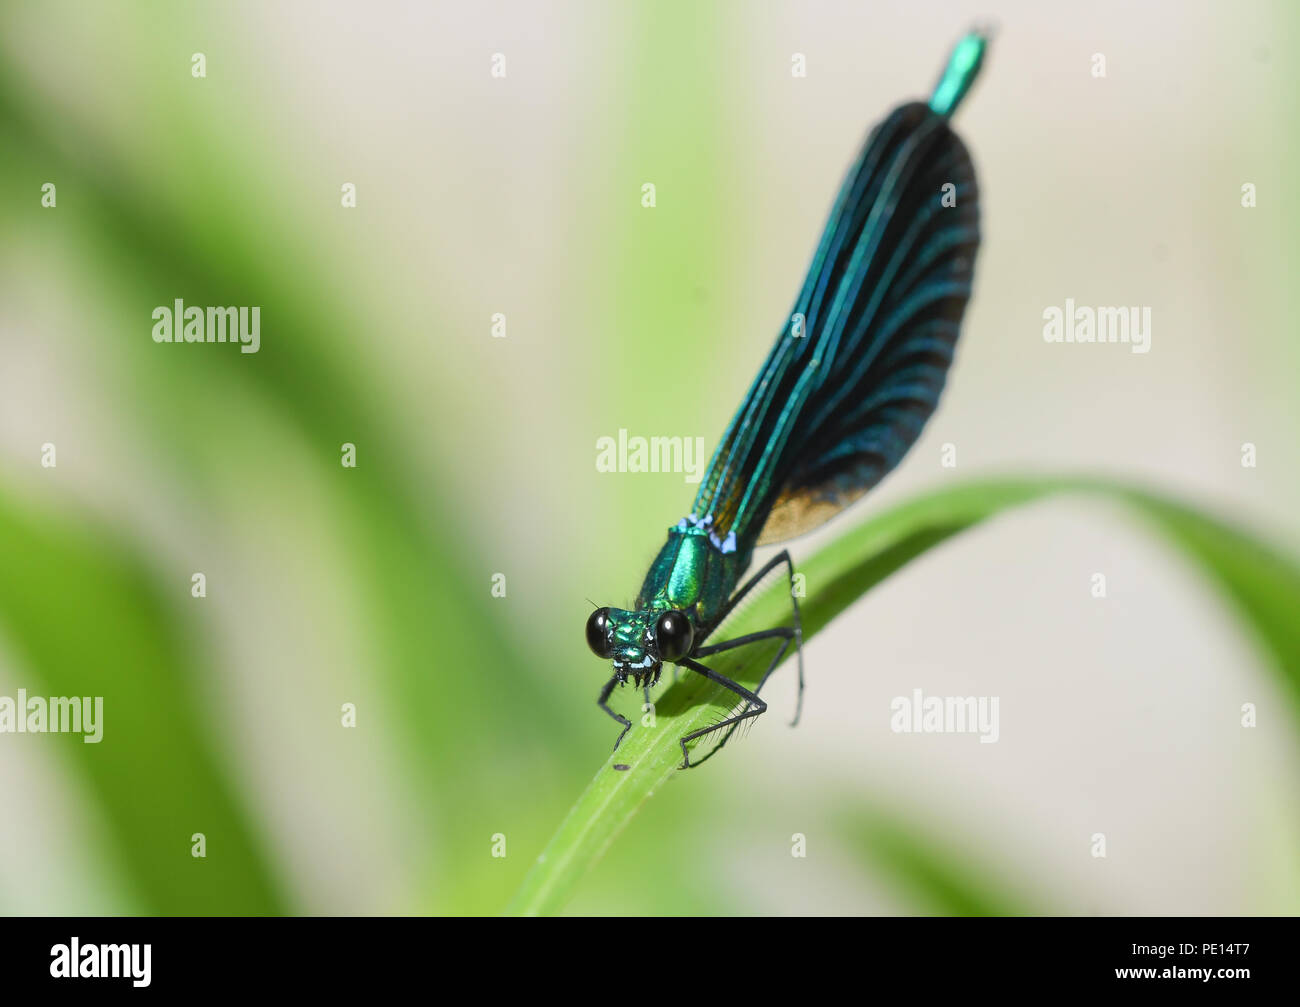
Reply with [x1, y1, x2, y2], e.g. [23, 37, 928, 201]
[653, 610, 694, 663]
[586, 608, 612, 659]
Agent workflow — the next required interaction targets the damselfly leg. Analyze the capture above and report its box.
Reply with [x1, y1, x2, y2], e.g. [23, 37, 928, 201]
[676, 656, 767, 768]
[680, 550, 805, 767]
[597, 674, 632, 751]
[700, 549, 804, 722]
[596, 679, 656, 753]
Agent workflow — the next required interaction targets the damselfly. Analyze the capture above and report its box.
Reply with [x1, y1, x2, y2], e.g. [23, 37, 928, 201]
[586, 31, 989, 767]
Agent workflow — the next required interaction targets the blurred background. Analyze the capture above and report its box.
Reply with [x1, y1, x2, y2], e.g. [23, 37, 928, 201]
[0, 0, 1296, 915]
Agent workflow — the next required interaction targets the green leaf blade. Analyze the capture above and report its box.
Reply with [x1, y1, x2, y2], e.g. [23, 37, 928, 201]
[508, 475, 1300, 916]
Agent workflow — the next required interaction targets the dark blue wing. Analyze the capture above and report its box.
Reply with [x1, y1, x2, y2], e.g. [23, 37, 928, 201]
[690, 100, 981, 549]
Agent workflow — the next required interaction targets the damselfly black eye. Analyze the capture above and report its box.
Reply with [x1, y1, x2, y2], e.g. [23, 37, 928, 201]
[654, 610, 694, 663]
[586, 608, 612, 659]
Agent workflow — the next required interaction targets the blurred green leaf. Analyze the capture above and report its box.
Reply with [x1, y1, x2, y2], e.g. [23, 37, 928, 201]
[0, 47, 587, 912]
[0, 491, 285, 914]
[508, 475, 1300, 915]
[836, 799, 1037, 916]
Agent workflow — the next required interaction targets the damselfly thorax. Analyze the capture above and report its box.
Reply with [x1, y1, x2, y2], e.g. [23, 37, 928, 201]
[587, 519, 751, 685]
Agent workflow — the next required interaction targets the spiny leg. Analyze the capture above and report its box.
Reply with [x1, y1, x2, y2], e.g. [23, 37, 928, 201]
[691, 630, 793, 765]
[701, 549, 805, 727]
[676, 656, 767, 769]
[597, 674, 632, 752]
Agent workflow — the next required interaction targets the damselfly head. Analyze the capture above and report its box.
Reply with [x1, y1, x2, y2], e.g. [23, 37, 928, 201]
[586, 606, 695, 684]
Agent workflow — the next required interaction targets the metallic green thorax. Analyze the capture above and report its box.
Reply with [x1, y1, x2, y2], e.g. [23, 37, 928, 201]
[596, 525, 748, 679]
[636, 525, 750, 625]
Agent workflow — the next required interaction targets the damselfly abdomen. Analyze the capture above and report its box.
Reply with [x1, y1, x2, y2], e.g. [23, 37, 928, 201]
[587, 31, 989, 767]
